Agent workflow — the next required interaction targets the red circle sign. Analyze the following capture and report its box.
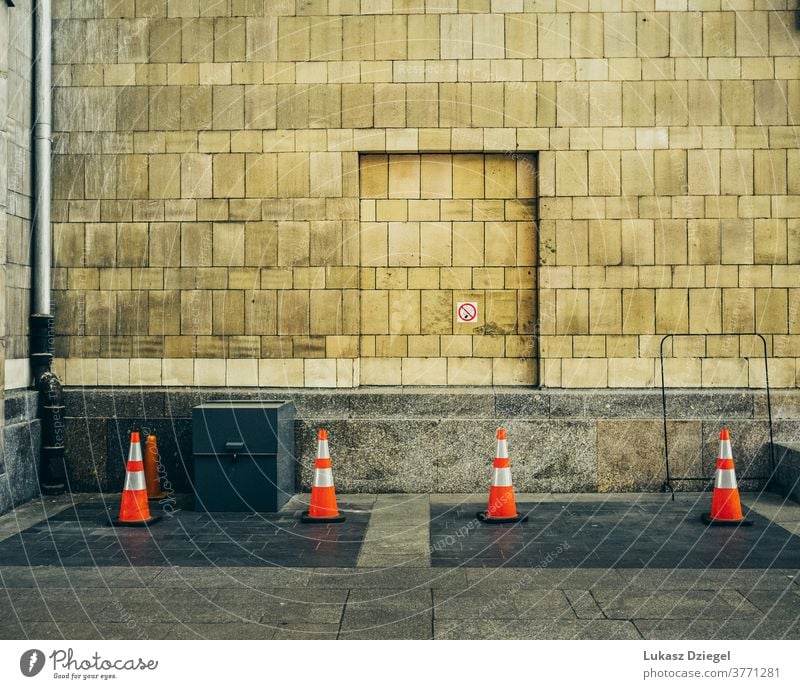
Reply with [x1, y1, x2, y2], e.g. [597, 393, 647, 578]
[458, 303, 477, 322]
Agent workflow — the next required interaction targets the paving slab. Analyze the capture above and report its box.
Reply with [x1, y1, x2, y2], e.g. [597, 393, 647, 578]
[2, 492, 799, 641]
[339, 589, 433, 639]
[0, 622, 174, 641]
[435, 619, 642, 640]
[741, 589, 800, 619]
[216, 587, 349, 625]
[0, 500, 370, 568]
[634, 618, 800, 640]
[166, 623, 276, 640]
[433, 587, 575, 620]
[565, 590, 606, 619]
[356, 494, 430, 567]
[306, 567, 468, 590]
[593, 589, 764, 620]
[430, 499, 800, 569]
[619, 568, 800, 591]
[463, 567, 629, 589]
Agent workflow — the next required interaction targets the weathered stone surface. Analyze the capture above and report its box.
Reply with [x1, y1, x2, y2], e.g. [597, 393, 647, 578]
[3, 391, 38, 425]
[666, 392, 755, 420]
[435, 619, 641, 640]
[65, 389, 166, 419]
[494, 391, 549, 419]
[2, 420, 41, 507]
[295, 419, 437, 492]
[635, 618, 800, 640]
[597, 420, 703, 492]
[773, 443, 800, 504]
[350, 389, 494, 419]
[585, 391, 664, 419]
[504, 420, 597, 492]
[51, 388, 791, 495]
[289, 392, 353, 420]
[64, 416, 107, 490]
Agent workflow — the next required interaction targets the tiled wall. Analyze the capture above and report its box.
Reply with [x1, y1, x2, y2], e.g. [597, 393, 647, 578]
[2, 3, 33, 377]
[359, 153, 537, 385]
[48, 1, 800, 388]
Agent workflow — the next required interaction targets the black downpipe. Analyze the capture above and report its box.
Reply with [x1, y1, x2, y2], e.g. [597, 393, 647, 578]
[31, 314, 66, 495]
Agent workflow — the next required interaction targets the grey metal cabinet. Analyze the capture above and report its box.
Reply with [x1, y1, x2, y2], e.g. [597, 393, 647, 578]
[192, 401, 295, 512]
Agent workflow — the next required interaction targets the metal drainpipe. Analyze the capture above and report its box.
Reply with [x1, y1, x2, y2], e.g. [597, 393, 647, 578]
[31, 0, 66, 495]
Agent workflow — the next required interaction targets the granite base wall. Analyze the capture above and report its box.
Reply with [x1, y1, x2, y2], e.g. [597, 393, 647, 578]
[61, 387, 800, 496]
[0, 390, 40, 516]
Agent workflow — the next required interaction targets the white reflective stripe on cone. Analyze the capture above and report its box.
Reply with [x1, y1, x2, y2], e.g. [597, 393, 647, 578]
[124, 470, 146, 491]
[495, 439, 508, 458]
[715, 468, 738, 490]
[492, 467, 513, 487]
[314, 467, 334, 488]
[317, 440, 330, 459]
[719, 438, 733, 460]
[129, 443, 143, 462]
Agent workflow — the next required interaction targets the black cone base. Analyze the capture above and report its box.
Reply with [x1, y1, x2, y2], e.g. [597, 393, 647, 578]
[477, 511, 528, 524]
[301, 511, 346, 523]
[701, 514, 753, 527]
[109, 514, 162, 527]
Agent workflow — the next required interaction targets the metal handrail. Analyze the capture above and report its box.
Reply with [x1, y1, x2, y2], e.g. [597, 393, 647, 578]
[659, 333, 777, 500]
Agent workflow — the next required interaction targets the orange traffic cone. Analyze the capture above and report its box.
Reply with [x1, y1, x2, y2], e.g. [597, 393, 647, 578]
[702, 429, 752, 527]
[477, 428, 527, 523]
[301, 429, 345, 523]
[144, 435, 167, 500]
[110, 432, 161, 527]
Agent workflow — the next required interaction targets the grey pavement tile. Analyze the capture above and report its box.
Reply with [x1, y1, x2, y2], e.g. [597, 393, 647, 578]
[1, 622, 174, 640]
[98, 602, 246, 625]
[464, 567, 628, 589]
[433, 587, 575, 620]
[435, 619, 642, 640]
[635, 618, 800, 640]
[741, 589, 800, 619]
[339, 616, 432, 639]
[341, 589, 433, 638]
[565, 590, 606, 619]
[95, 588, 245, 624]
[151, 566, 312, 588]
[593, 589, 765, 620]
[620, 568, 800, 591]
[271, 623, 341, 639]
[0, 566, 119, 588]
[0, 590, 112, 623]
[167, 623, 277, 640]
[357, 553, 431, 567]
[103, 567, 165, 586]
[307, 566, 468, 589]
[0, 617, 29, 640]
[0, 495, 85, 541]
[214, 587, 349, 625]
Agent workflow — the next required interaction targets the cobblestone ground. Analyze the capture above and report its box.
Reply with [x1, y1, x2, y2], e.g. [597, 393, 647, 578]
[1, 492, 798, 640]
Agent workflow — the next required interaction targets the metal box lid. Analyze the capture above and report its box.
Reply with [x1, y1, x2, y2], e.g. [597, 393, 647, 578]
[192, 400, 292, 456]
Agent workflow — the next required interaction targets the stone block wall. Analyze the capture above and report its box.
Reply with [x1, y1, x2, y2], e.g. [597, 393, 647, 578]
[46, 1, 800, 389]
[1, 2, 36, 516]
[358, 153, 537, 384]
[62, 386, 799, 494]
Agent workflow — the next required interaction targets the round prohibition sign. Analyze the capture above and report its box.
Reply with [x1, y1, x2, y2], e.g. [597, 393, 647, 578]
[457, 302, 477, 322]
